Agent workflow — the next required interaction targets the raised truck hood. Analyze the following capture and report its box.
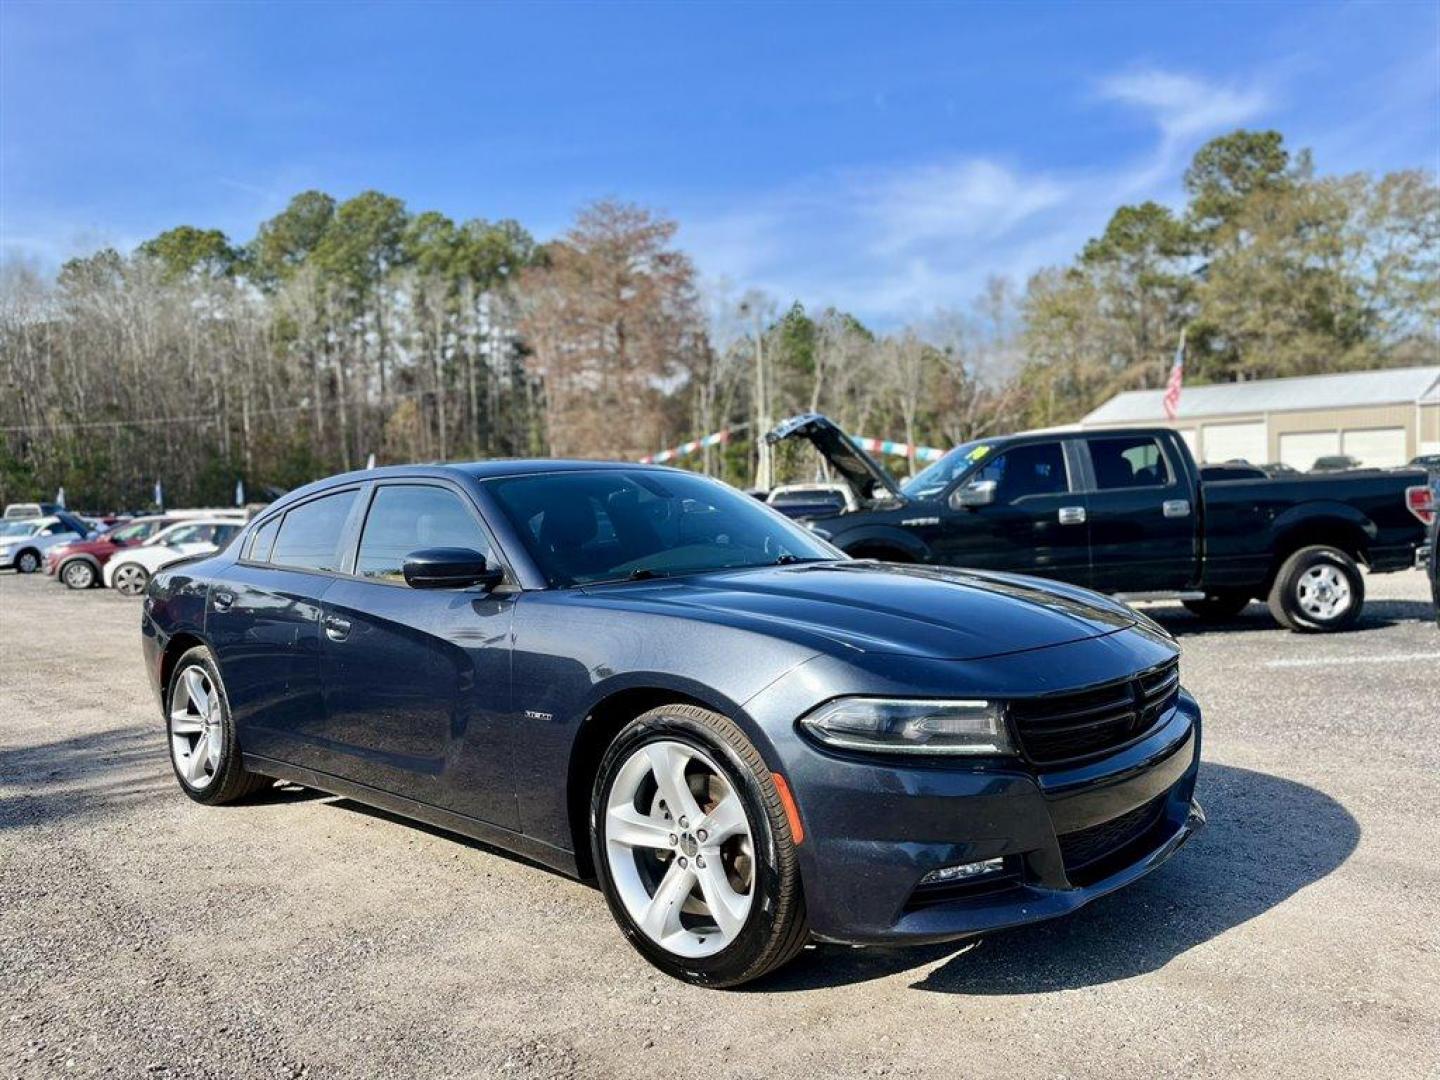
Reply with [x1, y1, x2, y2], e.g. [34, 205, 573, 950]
[766, 413, 905, 506]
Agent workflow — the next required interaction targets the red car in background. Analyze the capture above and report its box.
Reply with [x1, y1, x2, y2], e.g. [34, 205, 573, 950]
[46, 515, 176, 589]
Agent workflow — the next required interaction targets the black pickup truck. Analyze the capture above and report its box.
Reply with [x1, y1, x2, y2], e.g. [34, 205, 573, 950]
[767, 414, 1435, 632]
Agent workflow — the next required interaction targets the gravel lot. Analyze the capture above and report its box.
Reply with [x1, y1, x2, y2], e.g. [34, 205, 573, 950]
[2, 568, 1437, 1079]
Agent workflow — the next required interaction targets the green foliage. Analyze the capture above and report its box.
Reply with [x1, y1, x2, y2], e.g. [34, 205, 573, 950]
[250, 191, 337, 286]
[137, 226, 240, 280]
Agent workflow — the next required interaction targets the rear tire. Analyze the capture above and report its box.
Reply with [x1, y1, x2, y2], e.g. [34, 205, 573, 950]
[1181, 591, 1251, 620]
[1267, 546, 1364, 632]
[60, 560, 97, 590]
[591, 704, 809, 988]
[166, 646, 269, 805]
[14, 549, 40, 574]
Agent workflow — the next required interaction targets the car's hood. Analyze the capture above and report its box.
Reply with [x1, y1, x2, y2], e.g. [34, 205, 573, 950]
[579, 560, 1152, 661]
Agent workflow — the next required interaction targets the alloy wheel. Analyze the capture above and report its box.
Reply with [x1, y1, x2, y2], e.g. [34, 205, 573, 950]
[113, 564, 147, 595]
[63, 562, 95, 589]
[169, 666, 223, 790]
[16, 551, 39, 574]
[1296, 564, 1351, 621]
[604, 739, 754, 958]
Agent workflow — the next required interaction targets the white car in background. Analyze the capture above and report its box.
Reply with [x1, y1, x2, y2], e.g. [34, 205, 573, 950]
[104, 518, 244, 596]
[0, 513, 94, 573]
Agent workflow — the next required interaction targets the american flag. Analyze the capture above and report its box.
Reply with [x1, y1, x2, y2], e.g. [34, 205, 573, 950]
[1162, 328, 1186, 420]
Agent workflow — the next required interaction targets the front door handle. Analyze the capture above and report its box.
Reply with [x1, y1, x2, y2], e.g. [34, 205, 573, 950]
[212, 590, 234, 611]
[1058, 506, 1087, 525]
[1163, 499, 1192, 519]
[323, 615, 351, 642]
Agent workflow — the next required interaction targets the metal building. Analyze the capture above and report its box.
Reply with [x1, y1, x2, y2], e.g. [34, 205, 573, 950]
[1080, 365, 1440, 469]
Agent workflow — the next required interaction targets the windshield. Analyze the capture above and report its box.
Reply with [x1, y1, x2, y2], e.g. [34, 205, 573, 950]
[485, 469, 841, 587]
[900, 439, 999, 500]
[109, 521, 156, 543]
[0, 520, 39, 538]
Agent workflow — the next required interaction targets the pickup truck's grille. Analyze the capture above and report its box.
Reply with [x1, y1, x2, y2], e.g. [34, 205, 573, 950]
[1058, 792, 1170, 885]
[1008, 659, 1180, 767]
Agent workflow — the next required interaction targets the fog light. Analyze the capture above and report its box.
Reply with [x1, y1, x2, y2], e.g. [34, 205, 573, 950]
[919, 857, 1006, 886]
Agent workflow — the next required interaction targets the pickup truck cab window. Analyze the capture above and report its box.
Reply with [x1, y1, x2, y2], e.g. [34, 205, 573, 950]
[969, 441, 1070, 502]
[269, 489, 358, 572]
[1088, 435, 1175, 490]
[355, 484, 495, 583]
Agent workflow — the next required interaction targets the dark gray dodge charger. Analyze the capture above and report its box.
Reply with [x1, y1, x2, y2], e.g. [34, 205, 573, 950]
[141, 460, 1204, 987]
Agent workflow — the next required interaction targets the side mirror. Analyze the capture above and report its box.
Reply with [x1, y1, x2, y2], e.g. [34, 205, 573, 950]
[951, 479, 997, 510]
[402, 547, 504, 591]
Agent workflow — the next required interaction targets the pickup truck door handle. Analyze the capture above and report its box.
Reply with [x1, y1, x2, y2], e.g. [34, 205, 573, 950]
[1163, 499, 1192, 519]
[212, 590, 234, 612]
[322, 615, 351, 642]
[1057, 506, 1086, 525]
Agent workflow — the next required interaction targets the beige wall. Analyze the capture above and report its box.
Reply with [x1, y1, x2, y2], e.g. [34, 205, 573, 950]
[1083, 401, 1433, 463]
[1421, 402, 1440, 454]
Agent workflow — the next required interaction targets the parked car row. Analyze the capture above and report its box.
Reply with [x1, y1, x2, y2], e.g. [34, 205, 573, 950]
[0, 508, 248, 594]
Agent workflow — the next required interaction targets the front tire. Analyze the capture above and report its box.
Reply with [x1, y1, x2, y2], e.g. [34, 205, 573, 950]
[166, 646, 269, 804]
[1267, 545, 1364, 632]
[60, 559, 97, 589]
[591, 704, 808, 988]
[14, 549, 40, 574]
[111, 562, 149, 596]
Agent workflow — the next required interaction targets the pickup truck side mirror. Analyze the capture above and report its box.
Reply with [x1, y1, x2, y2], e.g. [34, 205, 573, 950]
[951, 479, 997, 510]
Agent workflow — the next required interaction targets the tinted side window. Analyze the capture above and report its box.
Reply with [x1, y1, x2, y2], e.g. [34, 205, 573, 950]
[972, 442, 1069, 502]
[214, 524, 241, 549]
[356, 485, 491, 582]
[270, 490, 358, 572]
[247, 517, 281, 562]
[1089, 436, 1172, 490]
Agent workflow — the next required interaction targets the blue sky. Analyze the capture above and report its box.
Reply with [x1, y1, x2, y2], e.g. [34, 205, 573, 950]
[2, 1, 1436, 322]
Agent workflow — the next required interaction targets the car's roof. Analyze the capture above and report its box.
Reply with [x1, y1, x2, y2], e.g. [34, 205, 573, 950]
[266, 459, 686, 514]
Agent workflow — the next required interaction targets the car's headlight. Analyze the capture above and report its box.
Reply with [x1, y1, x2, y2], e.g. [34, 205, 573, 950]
[798, 697, 1013, 755]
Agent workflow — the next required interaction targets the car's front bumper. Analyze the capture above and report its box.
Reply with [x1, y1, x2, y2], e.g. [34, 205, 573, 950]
[761, 672, 1203, 945]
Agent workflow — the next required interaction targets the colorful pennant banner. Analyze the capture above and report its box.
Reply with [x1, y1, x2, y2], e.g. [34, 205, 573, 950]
[638, 428, 948, 466]
[853, 436, 947, 463]
[639, 428, 732, 464]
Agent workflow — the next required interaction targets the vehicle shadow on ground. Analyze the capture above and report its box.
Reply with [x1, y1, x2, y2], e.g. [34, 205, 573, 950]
[759, 763, 1358, 994]
[0, 725, 173, 830]
[1142, 599, 1435, 638]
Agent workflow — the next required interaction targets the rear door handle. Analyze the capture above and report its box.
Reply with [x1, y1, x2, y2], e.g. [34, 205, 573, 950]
[1163, 499, 1192, 519]
[323, 615, 351, 642]
[212, 590, 234, 611]
[1058, 506, 1086, 525]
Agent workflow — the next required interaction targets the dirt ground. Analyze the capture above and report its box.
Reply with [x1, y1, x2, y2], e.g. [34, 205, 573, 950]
[2, 568, 1438, 1079]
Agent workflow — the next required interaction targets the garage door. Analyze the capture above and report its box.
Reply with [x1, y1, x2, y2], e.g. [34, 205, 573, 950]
[1278, 431, 1340, 471]
[1201, 421, 1267, 465]
[1341, 427, 1407, 468]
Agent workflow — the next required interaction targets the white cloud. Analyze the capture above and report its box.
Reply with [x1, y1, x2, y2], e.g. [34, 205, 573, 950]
[681, 67, 1276, 325]
[1096, 68, 1270, 142]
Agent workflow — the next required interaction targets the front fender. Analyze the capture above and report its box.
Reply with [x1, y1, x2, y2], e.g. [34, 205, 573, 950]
[825, 520, 932, 562]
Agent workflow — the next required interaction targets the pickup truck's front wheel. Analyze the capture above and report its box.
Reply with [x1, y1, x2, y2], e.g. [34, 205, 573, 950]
[1268, 546, 1364, 632]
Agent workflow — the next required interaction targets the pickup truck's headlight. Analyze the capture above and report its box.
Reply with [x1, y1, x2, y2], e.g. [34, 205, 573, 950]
[799, 697, 1012, 755]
